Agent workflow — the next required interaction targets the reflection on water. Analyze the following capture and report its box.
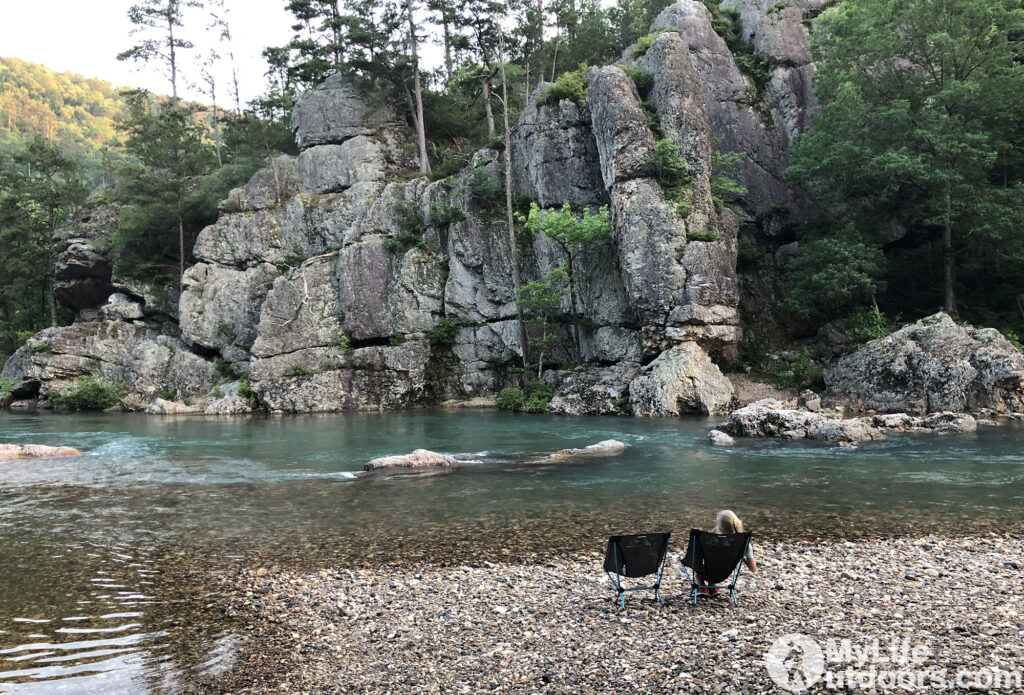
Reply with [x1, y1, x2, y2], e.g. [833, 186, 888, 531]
[1, 410, 1024, 693]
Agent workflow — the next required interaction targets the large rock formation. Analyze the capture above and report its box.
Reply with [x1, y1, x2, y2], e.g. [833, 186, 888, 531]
[826, 313, 1024, 416]
[3, 5, 824, 417]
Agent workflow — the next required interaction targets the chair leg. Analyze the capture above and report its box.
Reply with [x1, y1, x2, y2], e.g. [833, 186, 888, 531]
[731, 589, 738, 607]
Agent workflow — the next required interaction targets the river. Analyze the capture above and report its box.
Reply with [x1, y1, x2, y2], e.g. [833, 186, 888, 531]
[2, 411, 1023, 693]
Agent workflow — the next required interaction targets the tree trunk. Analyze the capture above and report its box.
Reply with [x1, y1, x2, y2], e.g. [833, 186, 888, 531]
[442, 17, 453, 81]
[212, 94, 222, 167]
[943, 181, 957, 317]
[406, 0, 431, 174]
[499, 33, 529, 368]
[550, 31, 560, 81]
[168, 10, 178, 101]
[482, 76, 495, 137]
[565, 251, 580, 357]
[48, 212, 57, 327]
[178, 196, 185, 290]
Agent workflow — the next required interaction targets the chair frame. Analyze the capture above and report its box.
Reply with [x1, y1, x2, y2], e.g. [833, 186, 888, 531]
[605, 534, 671, 609]
[679, 531, 751, 607]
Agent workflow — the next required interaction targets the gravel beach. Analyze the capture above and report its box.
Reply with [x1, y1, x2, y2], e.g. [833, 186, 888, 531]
[190, 535, 1024, 694]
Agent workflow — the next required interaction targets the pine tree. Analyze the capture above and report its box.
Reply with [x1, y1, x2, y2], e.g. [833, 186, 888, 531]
[118, 0, 202, 101]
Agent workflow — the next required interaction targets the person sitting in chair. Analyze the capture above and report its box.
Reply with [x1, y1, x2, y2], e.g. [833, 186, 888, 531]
[697, 509, 756, 597]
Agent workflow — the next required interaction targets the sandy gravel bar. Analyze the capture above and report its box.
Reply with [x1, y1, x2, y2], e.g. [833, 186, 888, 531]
[191, 536, 1024, 694]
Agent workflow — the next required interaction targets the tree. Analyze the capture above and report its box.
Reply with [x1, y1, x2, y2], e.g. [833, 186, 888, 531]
[12, 137, 86, 326]
[117, 0, 202, 101]
[115, 90, 215, 287]
[405, 0, 431, 173]
[519, 202, 611, 354]
[787, 0, 1024, 318]
[517, 268, 569, 378]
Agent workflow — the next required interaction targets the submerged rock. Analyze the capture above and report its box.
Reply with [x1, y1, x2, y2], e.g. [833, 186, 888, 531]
[0, 444, 82, 459]
[707, 429, 736, 446]
[363, 449, 458, 471]
[536, 440, 629, 462]
[826, 312, 1024, 415]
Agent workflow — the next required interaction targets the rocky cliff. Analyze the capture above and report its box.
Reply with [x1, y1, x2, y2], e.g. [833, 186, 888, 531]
[2, 1, 824, 416]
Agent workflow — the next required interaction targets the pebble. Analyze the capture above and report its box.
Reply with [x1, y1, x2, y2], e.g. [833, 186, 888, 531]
[188, 535, 1024, 694]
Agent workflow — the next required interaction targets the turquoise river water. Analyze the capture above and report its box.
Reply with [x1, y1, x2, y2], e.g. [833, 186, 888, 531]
[1, 410, 1023, 693]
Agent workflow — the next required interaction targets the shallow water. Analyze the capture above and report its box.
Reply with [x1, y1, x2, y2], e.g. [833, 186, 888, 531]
[1, 410, 1024, 693]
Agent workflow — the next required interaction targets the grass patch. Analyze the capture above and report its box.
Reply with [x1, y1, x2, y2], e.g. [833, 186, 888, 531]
[50, 377, 129, 410]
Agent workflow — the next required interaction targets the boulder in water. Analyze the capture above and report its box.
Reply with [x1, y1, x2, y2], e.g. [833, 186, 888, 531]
[0, 444, 82, 459]
[537, 440, 628, 462]
[363, 449, 458, 471]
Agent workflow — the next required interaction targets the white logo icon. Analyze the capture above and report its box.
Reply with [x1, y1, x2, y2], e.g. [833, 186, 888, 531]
[765, 633, 825, 692]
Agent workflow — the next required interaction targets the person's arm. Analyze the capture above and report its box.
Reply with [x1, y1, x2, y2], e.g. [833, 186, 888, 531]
[744, 557, 757, 573]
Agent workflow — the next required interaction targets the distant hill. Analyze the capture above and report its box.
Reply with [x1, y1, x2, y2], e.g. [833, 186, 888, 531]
[0, 57, 129, 182]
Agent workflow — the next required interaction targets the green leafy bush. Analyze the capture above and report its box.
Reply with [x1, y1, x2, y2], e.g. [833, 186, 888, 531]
[846, 307, 896, 346]
[289, 364, 312, 377]
[428, 201, 465, 228]
[238, 371, 259, 408]
[495, 387, 526, 412]
[426, 318, 463, 348]
[524, 392, 552, 414]
[0, 377, 18, 401]
[630, 27, 680, 59]
[389, 333, 406, 346]
[649, 138, 691, 188]
[688, 228, 722, 242]
[1003, 329, 1023, 353]
[50, 376, 129, 410]
[620, 65, 654, 99]
[536, 64, 589, 106]
[214, 357, 234, 379]
[466, 167, 500, 207]
[329, 331, 351, 350]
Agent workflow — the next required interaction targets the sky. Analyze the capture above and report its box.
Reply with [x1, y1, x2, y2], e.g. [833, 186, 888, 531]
[0, 0, 296, 105]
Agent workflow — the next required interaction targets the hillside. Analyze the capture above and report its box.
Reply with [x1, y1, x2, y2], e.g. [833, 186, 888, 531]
[0, 57, 127, 181]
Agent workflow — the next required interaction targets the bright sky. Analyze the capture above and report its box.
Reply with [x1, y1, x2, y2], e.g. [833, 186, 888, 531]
[0, 0, 295, 105]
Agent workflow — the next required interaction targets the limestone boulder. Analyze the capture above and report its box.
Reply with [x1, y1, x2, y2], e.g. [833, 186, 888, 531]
[291, 73, 404, 150]
[547, 363, 641, 416]
[629, 342, 736, 416]
[826, 313, 1024, 415]
[363, 449, 458, 471]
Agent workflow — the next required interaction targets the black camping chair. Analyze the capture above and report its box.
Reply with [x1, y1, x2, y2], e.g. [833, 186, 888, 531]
[603, 532, 671, 608]
[679, 529, 752, 606]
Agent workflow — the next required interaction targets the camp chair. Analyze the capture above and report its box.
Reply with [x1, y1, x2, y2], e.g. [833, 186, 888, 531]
[679, 529, 753, 606]
[603, 532, 671, 608]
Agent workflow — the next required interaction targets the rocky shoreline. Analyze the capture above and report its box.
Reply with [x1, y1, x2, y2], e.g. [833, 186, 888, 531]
[188, 535, 1024, 694]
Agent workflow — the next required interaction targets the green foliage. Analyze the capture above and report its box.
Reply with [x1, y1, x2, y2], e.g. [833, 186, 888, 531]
[386, 200, 427, 251]
[0, 57, 129, 185]
[428, 200, 465, 228]
[518, 203, 612, 247]
[710, 144, 748, 207]
[524, 391, 553, 414]
[0, 136, 84, 351]
[782, 232, 888, 322]
[619, 65, 654, 99]
[787, 0, 1024, 323]
[289, 364, 312, 377]
[536, 64, 589, 107]
[114, 90, 216, 281]
[630, 26, 680, 59]
[329, 331, 351, 350]
[389, 332, 406, 346]
[517, 268, 569, 377]
[845, 307, 897, 346]
[211, 385, 223, 399]
[649, 138, 691, 188]
[157, 386, 176, 400]
[688, 228, 722, 242]
[426, 317, 463, 349]
[50, 376, 129, 410]
[0, 377, 17, 401]
[466, 167, 500, 209]
[214, 357, 234, 379]
[237, 371, 259, 408]
[495, 387, 526, 412]
[1004, 330, 1024, 353]
[770, 352, 825, 390]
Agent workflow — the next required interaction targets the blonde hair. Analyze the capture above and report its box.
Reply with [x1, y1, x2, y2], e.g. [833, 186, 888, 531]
[715, 510, 743, 534]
